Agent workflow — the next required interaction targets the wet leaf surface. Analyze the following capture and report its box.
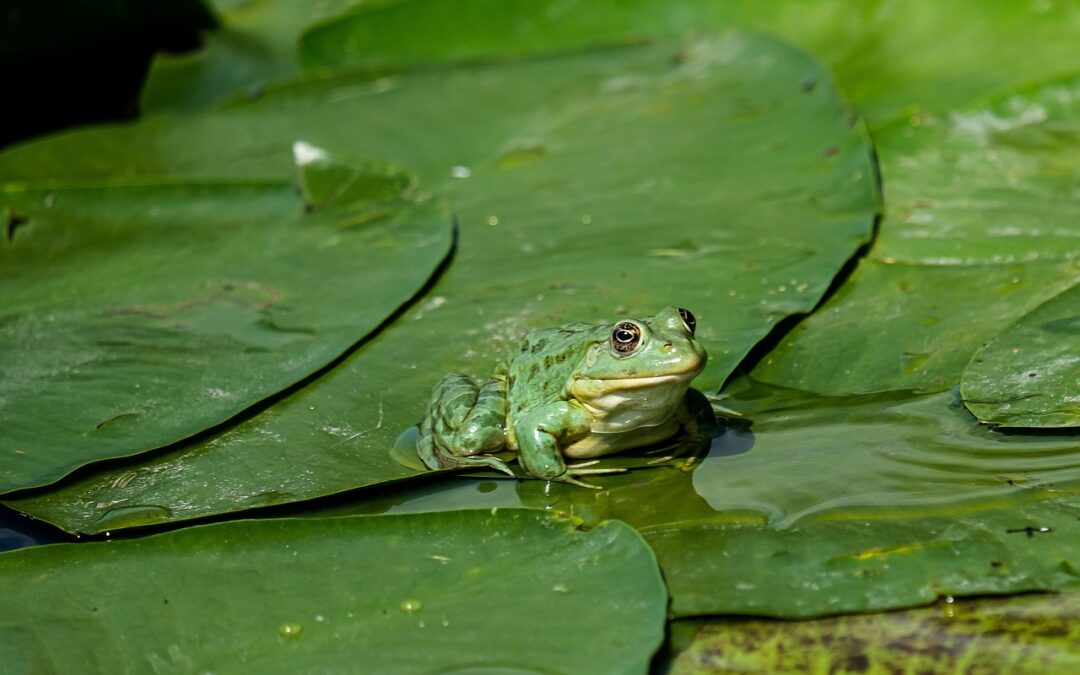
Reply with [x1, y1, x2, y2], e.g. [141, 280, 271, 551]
[3, 4, 1079, 668]
[963, 283, 1080, 428]
[754, 76, 1080, 397]
[0, 510, 666, 674]
[0, 174, 452, 494]
[3, 31, 877, 532]
[295, 380, 1080, 618]
[666, 592, 1080, 675]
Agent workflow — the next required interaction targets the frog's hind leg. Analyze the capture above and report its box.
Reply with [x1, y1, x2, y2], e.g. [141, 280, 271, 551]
[417, 374, 514, 476]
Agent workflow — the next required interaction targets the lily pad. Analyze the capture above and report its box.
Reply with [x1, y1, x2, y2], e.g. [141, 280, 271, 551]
[299, 0, 1080, 129]
[962, 282, 1080, 428]
[667, 592, 1080, 674]
[3, 30, 877, 532]
[292, 381, 1080, 618]
[0, 167, 453, 494]
[0, 510, 667, 674]
[140, 0, 371, 112]
[754, 75, 1080, 396]
[140, 0, 1080, 131]
[598, 385, 1080, 617]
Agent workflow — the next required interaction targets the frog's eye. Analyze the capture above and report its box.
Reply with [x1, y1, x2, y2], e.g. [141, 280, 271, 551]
[678, 307, 697, 336]
[611, 322, 642, 353]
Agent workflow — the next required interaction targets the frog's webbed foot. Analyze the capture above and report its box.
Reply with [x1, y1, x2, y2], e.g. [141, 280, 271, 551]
[709, 403, 745, 419]
[640, 430, 711, 471]
[417, 374, 513, 476]
[642, 391, 719, 470]
[417, 430, 515, 476]
[553, 460, 629, 489]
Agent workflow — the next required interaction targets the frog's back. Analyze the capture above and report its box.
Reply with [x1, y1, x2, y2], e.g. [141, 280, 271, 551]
[505, 323, 604, 411]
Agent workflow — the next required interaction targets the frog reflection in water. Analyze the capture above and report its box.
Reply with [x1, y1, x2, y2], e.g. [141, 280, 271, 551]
[417, 306, 707, 487]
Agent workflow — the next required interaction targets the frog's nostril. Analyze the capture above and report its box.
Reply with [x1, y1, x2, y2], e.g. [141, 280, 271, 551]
[662, 341, 674, 352]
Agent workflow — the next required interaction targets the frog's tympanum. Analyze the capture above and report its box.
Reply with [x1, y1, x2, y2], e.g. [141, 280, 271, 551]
[417, 306, 707, 487]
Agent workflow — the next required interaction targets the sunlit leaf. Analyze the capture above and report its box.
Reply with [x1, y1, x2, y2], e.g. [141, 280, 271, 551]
[963, 282, 1080, 428]
[143, 0, 1080, 130]
[3, 30, 877, 532]
[0, 510, 666, 674]
[299, 0, 1080, 129]
[0, 164, 452, 493]
[754, 76, 1080, 395]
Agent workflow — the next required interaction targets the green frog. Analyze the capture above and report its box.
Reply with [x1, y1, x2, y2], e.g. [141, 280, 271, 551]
[417, 306, 708, 487]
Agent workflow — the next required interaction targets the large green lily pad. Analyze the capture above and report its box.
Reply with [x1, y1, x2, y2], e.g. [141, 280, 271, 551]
[0, 510, 666, 674]
[754, 75, 1080, 397]
[0, 171, 452, 494]
[963, 282, 1080, 428]
[299, 0, 1080, 129]
[294, 381, 1080, 618]
[140, 0, 1080, 131]
[605, 385, 1080, 617]
[667, 592, 1080, 674]
[3, 30, 877, 532]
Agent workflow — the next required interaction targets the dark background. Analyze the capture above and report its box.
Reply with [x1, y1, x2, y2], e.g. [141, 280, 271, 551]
[1, 0, 215, 149]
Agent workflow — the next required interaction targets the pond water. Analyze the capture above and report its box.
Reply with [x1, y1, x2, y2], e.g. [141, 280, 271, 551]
[288, 377, 1080, 617]
[5, 377, 1078, 614]
[305, 379, 1080, 531]
[0, 504, 69, 552]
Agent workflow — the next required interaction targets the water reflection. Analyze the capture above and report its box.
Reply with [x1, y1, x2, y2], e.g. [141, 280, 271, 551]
[702, 422, 756, 460]
[304, 476, 527, 519]
[317, 378, 1079, 537]
[690, 381, 1080, 527]
[0, 504, 68, 552]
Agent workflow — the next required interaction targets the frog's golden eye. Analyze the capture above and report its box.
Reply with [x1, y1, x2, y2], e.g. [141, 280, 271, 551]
[611, 322, 642, 353]
[678, 307, 697, 336]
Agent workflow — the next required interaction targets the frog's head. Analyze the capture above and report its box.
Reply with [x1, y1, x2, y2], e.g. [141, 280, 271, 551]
[570, 306, 707, 413]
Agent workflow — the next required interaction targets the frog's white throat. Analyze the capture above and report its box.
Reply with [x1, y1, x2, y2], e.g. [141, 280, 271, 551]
[570, 372, 695, 433]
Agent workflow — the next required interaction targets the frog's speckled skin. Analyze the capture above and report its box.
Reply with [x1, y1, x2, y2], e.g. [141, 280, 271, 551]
[417, 306, 707, 486]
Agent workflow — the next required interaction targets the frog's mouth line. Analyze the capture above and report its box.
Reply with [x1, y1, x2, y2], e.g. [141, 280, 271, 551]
[577, 367, 704, 388]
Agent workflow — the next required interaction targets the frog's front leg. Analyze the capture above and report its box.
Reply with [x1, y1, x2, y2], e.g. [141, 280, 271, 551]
[514, 402, 623, 489]
[417, 374, 514, 476]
